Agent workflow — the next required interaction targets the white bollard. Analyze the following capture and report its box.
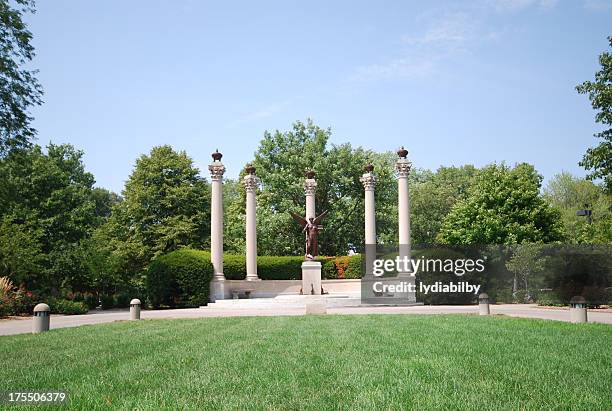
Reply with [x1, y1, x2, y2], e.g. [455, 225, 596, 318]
[569, 296, 587, 323]
[478, 293, 490, 316]
[32, 303, 50, 333]
[130, 299, 141, 320]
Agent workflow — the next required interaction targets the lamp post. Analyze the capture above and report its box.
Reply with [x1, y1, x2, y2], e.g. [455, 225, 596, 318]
[576, 204, 592, 225]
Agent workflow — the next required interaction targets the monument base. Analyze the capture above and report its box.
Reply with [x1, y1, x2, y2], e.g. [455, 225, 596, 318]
[210, 279, 226, 302]
[301, 261, 322, 295]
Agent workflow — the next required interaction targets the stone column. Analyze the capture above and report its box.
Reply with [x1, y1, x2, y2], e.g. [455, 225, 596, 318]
[360, 163, 376, 245]
[244, 164, 259, 281]
[209, 150, 226, 283]
[304, 170, 317, 220]
[395, 147, 412, 276]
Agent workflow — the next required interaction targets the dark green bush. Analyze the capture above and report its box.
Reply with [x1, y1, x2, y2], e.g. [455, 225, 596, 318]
[49, 298, 89, 315]
[322, 259, 337, 279]
[257, 256, 305, 280]
[115, 293, 131, 308]
[100, 295, 115, 310]
[224, 254, 246, 280]
[147, 249, 213, 308]
[345, 255, 363, 279]
[84, 294, 98, 309]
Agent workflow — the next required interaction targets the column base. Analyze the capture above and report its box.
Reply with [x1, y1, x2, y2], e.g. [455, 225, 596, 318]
[301, 261, 322, 295]
[245, 275, 261, 281]
[210, 279, 226, 302]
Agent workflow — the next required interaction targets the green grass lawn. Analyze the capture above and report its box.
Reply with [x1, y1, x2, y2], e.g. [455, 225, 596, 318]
[0, 315, 611, 410]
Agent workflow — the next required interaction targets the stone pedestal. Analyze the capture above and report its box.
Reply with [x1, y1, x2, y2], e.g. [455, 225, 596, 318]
[210, 280, 226, 302]
[301, 261, 322, 295]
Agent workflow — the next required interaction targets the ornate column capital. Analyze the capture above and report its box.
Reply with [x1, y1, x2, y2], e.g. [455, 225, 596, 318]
[360, 172, 376, 190]
[395, 158, 412, 178]
[304, 171, 317, 196]
[209, 150, 226, 182]
[395, 146, 411, 178]
[209, 162, 226, 181]
[243, 174, 258, 193]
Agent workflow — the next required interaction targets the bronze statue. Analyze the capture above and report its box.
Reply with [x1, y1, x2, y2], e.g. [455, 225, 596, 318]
[290, 210, 329, 260]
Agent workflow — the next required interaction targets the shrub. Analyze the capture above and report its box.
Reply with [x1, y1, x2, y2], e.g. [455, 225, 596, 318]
[84, 294, 99, 310]
[100, 295, 115, 310]
[224, 254, 246, 280]
[115, 293, 131, 308]
[257, 256, 305, 280]
[322, 259, 337, 279]
[0, 286, 38, 316]
[345, 255, 363, 279]
[537, 293, 564, 307]
[49, 298, 89, 315]
[147, 249, 213, 308]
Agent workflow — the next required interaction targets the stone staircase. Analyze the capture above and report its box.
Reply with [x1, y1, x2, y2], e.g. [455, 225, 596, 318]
[205, 293, 363, 309]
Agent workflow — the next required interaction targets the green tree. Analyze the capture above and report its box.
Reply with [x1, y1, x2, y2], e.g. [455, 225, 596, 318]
[576, 36, 612, 192]
[505, 244, 546, 302]
[0, 144, 99, 292]
[0, 0, 43, 155]
[104, 145, 210, 275]
[410, 166, 478, 244]
[251, 119, 398, 256]
[437, 163, 565, 245]
[544, 172, 612, 243]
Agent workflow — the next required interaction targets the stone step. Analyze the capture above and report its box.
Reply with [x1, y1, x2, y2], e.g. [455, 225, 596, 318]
[206, 294, 363, 309]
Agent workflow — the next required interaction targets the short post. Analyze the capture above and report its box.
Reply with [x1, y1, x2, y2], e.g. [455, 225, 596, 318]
[130, 299, 141, 320]
[32, 303, 50, 333]
[479, 293, 490, 316]
[569, 296, 587, 323]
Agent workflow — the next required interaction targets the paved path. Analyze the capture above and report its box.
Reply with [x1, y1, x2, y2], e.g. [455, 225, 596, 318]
[1, 304, 610, 336]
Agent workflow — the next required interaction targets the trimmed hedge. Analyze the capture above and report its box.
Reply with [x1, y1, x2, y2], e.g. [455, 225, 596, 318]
[49, 298, 89, 315]
[146, 250, 363, 307]
[147, 249, 213, 308]
[224, 254, 337, 280]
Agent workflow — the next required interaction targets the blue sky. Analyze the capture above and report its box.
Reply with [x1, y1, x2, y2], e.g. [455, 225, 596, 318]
[27, 0, 612, 193]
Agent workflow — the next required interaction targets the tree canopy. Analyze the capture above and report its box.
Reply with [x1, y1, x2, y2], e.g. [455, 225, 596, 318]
[437, 163, 565, 245]
[576, 36, 612, 192]
[0, 0, 43, 155]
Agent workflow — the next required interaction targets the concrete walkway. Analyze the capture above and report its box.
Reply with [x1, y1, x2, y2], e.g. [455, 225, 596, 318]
[1, 304, 610, 336]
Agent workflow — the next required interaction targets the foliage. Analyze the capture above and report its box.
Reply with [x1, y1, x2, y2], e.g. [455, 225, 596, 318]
[0, 144, 105, 293]
[437, 163, 565, 244]
[410, 166, 478, 244]
[506, 245, 547, 303]
[536, 292, 564, 307]
[100, 295, 115, 310]
[576, 36, 612, 192]
[104, 145, 211, 278]
[48, 298, 89, 315]
[251, 119, 398, 255]
[0, 275, 13, 296]
[0, 0, 43, 155]
[544, 172, 612, 243]
[146, 248, 213, 308]
[0, 284, 36, 316]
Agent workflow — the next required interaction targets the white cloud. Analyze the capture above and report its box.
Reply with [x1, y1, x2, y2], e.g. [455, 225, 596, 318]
[489, 0, 559, 12]
[349, 58, 437, 82]
[349, 11, 485, 82]
[402, 11, 477, 47]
